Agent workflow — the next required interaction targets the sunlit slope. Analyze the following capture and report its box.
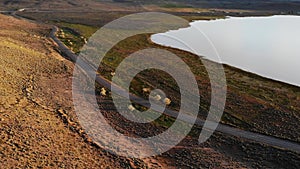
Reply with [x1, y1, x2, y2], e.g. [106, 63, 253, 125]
[0, 14, 141, 168]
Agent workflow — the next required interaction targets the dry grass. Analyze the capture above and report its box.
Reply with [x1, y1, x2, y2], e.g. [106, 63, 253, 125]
[0, 0, 299, 165]
[52, 16, 300, 167]
[0, 14, 145, 168]
[0, 14, 258, 168]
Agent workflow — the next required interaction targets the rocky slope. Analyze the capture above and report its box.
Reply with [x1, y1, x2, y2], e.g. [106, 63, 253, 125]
[0, 14, 144, 168]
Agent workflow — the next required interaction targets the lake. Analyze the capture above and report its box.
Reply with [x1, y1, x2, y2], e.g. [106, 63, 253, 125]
[151, 15, 300, 87]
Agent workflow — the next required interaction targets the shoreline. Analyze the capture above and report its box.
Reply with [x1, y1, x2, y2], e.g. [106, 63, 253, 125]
[147, 34, 300, 89]
[1, 2, 299, 166]
[11, 8, 300, 150]
[47, 13, 300, 151]
[150, 15, 300, 88]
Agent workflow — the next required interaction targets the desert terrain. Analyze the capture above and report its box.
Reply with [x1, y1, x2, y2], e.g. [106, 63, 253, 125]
[0, 0, 299, 168]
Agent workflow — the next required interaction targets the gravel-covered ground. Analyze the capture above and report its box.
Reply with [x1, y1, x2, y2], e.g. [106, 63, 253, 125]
[0, 14, 146, 168]
[0, 13, 299, 168]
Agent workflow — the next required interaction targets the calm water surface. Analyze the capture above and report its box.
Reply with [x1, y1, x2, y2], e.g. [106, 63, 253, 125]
[151, 15, 300, 87]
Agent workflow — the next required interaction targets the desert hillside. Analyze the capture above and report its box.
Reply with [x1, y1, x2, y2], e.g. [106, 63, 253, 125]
[0, 8, 299, 168]
[0, 14, 144, 168]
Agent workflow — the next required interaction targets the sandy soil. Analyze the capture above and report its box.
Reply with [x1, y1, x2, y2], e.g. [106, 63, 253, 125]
[0, 14, 146, 168]
[0, 13, 299, 169]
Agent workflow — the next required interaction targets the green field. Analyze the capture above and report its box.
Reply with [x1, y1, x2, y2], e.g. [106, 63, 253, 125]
[56, 16, 300, 143]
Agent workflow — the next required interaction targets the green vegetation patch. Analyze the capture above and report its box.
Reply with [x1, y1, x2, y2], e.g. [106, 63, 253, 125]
[56, 22, 98, 38]
[57, 20, 300, 142]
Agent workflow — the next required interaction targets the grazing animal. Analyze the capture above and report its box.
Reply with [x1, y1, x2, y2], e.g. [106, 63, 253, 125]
[128, 105, 136, 111]
[100, 88, 107, 96]
[153, 94, 162, 101]
[142, 88, 151, 93]
[164, 98, 171, 105]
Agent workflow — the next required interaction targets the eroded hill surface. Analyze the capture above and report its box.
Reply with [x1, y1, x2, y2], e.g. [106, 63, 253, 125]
[0, 14, 299, 169]
[0, 14, 145, 168]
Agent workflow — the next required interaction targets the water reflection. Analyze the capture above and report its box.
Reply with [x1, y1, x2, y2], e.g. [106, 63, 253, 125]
[151, 15, 300, 87]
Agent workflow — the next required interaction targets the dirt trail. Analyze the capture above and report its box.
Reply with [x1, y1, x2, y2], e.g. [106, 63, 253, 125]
[4, 9, 300, 168]
[50, 24, 300, 154]
[0, 14, 146, 168]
